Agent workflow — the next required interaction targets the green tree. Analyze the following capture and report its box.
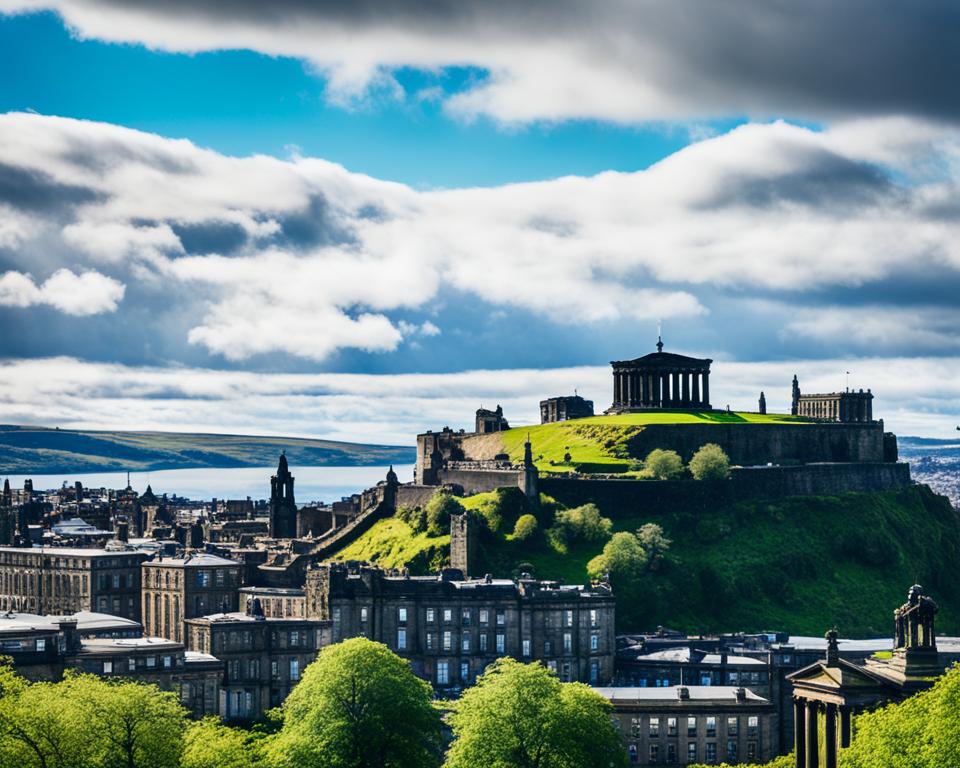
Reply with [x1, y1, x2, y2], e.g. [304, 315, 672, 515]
[689, 443, 731, 480]
[840, 665, 960, 768]
[587, 532, 647, 583]
[0, 662, 95, 768]
[425, 491, 465, 536]
[447, 658, 626, 768]
[547, 503, 613, 551]
[643, 448, 684, 480]
[269, 637, 441, 768]
[181, 717, 267, 768]
[512, 513, 539, 541]
[78, 674, 187, 768]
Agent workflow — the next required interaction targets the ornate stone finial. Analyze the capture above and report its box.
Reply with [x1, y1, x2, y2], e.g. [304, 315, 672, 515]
[523, 435, 534, 469]
[825, 627, 840, 665]
[656, 335, 664, 353]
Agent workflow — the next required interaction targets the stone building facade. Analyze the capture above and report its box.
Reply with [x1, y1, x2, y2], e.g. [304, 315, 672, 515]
[238, 586, 306, 618]
[791, 376, 874, 423]
[269, 453, 297, 539]
[304, 563, 616, 691]
[142, 553, 242, 643]
[595, 685, 778, 766]
[607, 337, 712, 413]
[185, 604, 329, 720]
[0, 547, 145, 620]
[475, 405, 510, 433]
[540, 395, 595, 423]
[788, 585, 946, 768]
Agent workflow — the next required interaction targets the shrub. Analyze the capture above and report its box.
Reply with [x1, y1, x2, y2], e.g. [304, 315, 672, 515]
[512, 514, 539, 541]
[424, 491, 465, 536]
[689, 443, 731, 480]
[547, 503, 613, 551]
[397, 505, 428, 534]
[644, 448, 684, 480]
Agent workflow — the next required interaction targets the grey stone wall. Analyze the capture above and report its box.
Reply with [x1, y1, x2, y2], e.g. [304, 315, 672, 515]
[436, 468, 526, 496]
[540, 462, 912, 513]
[622, 422, 887, 465]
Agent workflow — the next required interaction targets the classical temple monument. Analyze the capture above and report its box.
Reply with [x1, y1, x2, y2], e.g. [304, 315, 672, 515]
[606, 336, 712, 413]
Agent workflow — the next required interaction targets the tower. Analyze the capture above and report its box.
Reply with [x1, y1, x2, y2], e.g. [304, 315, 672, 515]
[759, 391, 767, 415]
[519, 436, 539, 500]
[791, 375, 801, 416]
[0, 479, 13, 546]
[269, 452, 297, 539]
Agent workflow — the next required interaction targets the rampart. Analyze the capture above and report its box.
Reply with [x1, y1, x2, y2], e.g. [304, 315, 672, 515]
[539, 462, 912, 513]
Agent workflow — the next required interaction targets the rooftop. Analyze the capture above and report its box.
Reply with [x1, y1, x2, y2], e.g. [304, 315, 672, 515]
[593, 685, 769, 704]
[146, 553, 239, 568]
[0, 546, 145, 558]
[0, 610, 141, 634]
[628, 647, 766, 666]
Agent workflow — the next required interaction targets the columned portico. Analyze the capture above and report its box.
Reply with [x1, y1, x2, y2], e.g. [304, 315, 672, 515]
[607, 337, 713, 413]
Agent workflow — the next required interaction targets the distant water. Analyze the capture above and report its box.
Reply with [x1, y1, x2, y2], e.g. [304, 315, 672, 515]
[1, 464, 417, 505]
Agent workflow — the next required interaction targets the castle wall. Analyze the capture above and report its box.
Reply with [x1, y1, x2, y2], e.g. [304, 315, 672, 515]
[396, 484, 441, 510]
[622, 423, 886, 465]
[539, 462, 911, 513]
[436, 468, 525, 496]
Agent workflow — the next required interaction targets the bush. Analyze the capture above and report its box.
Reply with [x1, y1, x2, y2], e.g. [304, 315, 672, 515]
[547, 503, 613, 551]
[424, 491, 465, 536]
[643, 448, 684, 480]
[689, 443, 731, 480]
[512, 514, 539, 541]
[397, 505, 428, 534]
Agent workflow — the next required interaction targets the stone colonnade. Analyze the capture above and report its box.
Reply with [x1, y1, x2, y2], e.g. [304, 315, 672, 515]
[793, 698, 852, 768]
[797, 393, 873, 423]
[612, 366, 711, 410]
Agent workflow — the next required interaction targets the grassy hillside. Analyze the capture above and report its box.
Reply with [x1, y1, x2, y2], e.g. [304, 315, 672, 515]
[472, 411, 808, 474]
[331, 519, 449, 572]
[0, 425, 415, 474]
[325, 483, 960, 637]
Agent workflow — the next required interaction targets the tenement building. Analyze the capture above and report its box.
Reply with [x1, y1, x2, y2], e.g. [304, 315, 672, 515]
[185, 598, 329, 721]
[607, 337, 712, 413]
[142, 553, 242, 643]
[304, 563, 615, 690]
[791, 375, 874, 423]
[540, 394, 595, 423]
[595, 685, 777, 766]
[0, 547, 145, 620]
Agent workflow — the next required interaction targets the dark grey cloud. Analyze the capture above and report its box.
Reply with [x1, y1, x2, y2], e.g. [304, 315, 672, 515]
[9, 0, 960, 123]
[171, 220, 248, 255]
[0, 162, 103, 213]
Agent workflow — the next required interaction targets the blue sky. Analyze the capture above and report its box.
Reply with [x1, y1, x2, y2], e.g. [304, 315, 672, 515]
[1, 2, 959, 440]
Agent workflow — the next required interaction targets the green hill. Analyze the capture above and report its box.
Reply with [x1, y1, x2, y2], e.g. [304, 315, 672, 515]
[327, 483, 960, 637]
[466, 410, 809, 474]
[0, 425, 414, 474]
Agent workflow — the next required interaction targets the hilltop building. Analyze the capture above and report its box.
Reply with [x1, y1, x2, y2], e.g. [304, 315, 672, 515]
[607, 336, 712, 413]
[792, 376, 875, 423]
[475, 405, 510, 433]
[269, 453, 297, 539]
[540, 394, 595, 423]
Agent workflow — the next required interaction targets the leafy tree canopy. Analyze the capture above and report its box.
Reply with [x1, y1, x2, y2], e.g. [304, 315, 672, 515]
[512, 513, 539, 541]
[269, 637, 441, 768]
[689, 443, 731, 480]
[446, 658, 627, 768]
[643, 449, 684, 480]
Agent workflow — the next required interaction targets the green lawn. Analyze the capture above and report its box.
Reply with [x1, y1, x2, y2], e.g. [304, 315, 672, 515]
[495, 411, 808, 473]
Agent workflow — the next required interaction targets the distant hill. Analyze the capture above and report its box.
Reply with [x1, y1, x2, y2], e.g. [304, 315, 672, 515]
[0, 425, 415, 474]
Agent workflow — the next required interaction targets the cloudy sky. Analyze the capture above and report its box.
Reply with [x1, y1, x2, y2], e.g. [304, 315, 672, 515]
[1, 2, 960, 443]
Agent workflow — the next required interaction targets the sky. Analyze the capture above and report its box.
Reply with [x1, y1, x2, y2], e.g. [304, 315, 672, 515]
[1, 1, 960, 443]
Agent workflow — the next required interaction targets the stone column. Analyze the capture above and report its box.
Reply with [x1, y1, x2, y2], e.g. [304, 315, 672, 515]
[682, 371, 690, 406]
[625, 371, 632, 407]
[638, 371, 647, 406]
[867, 398, 873, 421]
[692, 372, 701, 406]
[671, 371, 680, 407]
[825, 703, 838, 768]
[652, 372, 661, 407]
[839, 707, 852, 748]
[702, 371, 710, 409]
[662, 372, 670, 407]
[805, 702, 819, 768]
[794, 699, 807, 768]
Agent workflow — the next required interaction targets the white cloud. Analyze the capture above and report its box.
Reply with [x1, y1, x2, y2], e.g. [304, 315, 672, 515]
[0, 268, 125, 315]
[0, 356, 957, 446]
[1, 1, 959, 125]
[2, 113, 960, 359]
